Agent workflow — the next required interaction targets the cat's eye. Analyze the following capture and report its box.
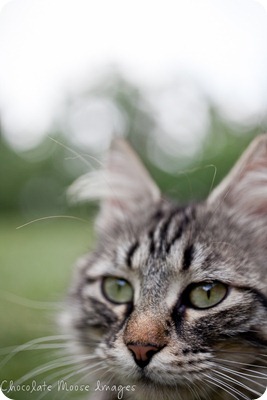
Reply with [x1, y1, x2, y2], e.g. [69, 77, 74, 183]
[102, 277, 134, 304]
[188, 282, 227, 309]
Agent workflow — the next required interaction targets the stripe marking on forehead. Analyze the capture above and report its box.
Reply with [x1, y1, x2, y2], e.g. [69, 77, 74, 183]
[182, 244, 195, 270]
[148, 207, 192, 258]
[126, 241, 139, 269]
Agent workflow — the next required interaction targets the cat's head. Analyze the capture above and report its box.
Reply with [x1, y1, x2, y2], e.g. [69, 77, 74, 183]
[63, 135, 267, 400]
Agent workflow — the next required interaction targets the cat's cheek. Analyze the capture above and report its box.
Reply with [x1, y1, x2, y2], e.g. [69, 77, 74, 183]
[107, 351, 141, 383]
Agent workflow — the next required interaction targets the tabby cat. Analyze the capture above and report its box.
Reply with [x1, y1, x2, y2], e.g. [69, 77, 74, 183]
[63, 135, 267, 400]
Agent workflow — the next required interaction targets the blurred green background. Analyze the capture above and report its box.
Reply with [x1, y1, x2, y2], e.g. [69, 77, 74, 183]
[0, 73, 265, 400]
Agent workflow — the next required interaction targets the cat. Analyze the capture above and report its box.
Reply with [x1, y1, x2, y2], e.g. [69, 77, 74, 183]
[62, 135, 267, 400]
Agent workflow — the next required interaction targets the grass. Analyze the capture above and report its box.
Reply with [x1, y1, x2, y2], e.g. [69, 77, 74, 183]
[0, 213, 94, 400]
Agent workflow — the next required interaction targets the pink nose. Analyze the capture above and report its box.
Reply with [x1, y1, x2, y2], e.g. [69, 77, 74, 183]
[127, 344, 161, 368]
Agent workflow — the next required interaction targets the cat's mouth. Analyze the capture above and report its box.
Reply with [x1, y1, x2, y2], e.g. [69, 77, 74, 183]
[134, 366, 183, 387]
[133, 371, 187, 393]
[119, 366, 161, 387]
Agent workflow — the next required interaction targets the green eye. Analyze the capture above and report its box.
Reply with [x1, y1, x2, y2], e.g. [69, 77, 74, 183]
[188, 282, 227, 309]
[102, 277, 134, 304]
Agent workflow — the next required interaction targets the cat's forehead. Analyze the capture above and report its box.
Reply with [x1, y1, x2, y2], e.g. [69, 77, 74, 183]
[117, 232, 237, 281]
[89, 203, 244, 282]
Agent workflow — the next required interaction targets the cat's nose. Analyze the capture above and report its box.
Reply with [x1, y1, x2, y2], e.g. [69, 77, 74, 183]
[127, 343, 162, 368]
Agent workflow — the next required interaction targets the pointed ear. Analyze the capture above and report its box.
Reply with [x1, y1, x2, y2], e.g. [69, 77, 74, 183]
[68, 139, 161, 230]
[208, 134, 267, 217]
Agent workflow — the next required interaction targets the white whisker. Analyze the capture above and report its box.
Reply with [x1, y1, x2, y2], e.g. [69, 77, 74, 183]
[0, 335, 72, 368]
[214, 368, 263, 397]
[36, 360, 105, 400]
[14, 354, 98, 386]
[16, 215, 89, 230]
[203, 372, 250, 400]
[0, 291, 60, 310]
[215, 357, 267, 369]
[216, 361, 267, 380]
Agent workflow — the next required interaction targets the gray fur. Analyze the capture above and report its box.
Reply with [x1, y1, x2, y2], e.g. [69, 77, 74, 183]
[63, 135, 267, 400]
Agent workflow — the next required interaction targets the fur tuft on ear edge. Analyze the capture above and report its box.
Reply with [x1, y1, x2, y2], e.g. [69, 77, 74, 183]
[208, 134, 267, 217]
[68, 138, 161, 229]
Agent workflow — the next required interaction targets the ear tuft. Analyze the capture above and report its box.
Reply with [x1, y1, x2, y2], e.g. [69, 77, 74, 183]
[208, 134, 267, 217]
[68, 138, 161, 229]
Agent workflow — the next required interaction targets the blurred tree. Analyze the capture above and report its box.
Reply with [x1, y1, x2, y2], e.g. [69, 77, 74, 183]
[0, 73, 262, 216]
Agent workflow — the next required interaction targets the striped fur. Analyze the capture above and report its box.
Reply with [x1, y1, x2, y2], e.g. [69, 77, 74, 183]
[63, 135, 267, 400]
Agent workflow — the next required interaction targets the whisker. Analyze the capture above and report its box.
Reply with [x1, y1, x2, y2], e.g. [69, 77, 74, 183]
[0, 335, 72, 368]
[207, 164, 217, 195]
[214, 368, 263, 397]
[16, 215, 89, 230]
[41, 363, 85, 385]
[213, 349, 267, 358]
[204, 377, 240, 400]
[14, 354, 98, 386]
[36, 360, 104, 400]
[184, 378, 202, 400]
[215, 357, 267, 369]
[0, 291, 60, 310]
[195, 380, 213, 400]
[216, 363, 267, 383]
[0, 343, 68, 357]
[48, 136, 104, 170]
[203, 372, 250, 400]
[200, 378, 225, 400]
[63, 364, 111, 400]
[60, 361, 106, 399]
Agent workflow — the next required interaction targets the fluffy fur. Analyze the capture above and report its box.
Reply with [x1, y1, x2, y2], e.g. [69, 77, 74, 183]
[63, 135, 267, 400]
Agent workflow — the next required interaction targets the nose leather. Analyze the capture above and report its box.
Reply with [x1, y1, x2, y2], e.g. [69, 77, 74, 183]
[127, 344, 162, 368]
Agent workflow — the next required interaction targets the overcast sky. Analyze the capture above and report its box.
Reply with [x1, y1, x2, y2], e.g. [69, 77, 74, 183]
[1, 0, 267, 152]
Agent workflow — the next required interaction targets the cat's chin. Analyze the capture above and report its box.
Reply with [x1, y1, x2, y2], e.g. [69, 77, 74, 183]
[118, 376, 196, 400]
[115, 367, 189, 389]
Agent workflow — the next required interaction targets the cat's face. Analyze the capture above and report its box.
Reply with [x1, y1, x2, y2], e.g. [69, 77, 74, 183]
[64, 136, 267, 400]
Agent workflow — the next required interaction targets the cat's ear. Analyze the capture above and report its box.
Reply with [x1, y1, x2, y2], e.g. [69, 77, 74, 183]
[208, 134, 267, 217]
[68, 138, 161, 230]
